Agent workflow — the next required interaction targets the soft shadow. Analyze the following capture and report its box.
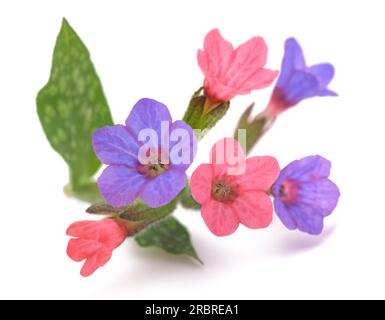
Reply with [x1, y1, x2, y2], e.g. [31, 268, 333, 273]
[101, 248, 200, 293]
[130, 243, 204, 267]
[274, 225, 337, 255]
[103, 233, 226, 291]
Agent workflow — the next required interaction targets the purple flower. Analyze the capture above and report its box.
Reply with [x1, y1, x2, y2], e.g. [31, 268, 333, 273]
[92, 98, 197, 208]
[263, 38, 337, 119]
[272, 155, 340, 235]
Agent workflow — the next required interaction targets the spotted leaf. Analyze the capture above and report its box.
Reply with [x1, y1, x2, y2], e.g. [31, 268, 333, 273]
[36, 18, 113, 195]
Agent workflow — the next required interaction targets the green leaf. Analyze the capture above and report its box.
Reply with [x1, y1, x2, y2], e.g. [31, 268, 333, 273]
[179, 182, 201, 210]
[36, 18, 113, 193]
[135, 217, 202, 263]
[183, 95, 230, 140]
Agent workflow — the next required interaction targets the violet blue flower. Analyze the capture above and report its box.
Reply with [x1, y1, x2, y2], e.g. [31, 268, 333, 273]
[272, 155, 340, 235]
[92, 98, 197, 208]
[263, 38, 337, 119]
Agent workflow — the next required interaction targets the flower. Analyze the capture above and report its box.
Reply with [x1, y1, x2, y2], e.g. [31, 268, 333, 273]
[92, 98, 197, 208]
[66, 219, 128, 277]
[190, 137, 280, 236]
[263, 38, 337, 119]
[197, 29, 278, 107]
[272, 155, 340, 235]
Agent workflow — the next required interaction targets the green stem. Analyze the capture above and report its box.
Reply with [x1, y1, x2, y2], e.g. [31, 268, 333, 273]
[64, 181, 103, 203]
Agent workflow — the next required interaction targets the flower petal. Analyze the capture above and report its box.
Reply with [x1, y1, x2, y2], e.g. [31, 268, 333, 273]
[309, 63, 335, 88]
[190, 164, 213, 205]
[201, 29, 234, 77]
[286, 155, 331, 181]
[225, 36, 268, 87]
[273, 198, 297, 230]
[285, 204, 325, 235]
[236, 68, 278, 93]
[92, 124, 139, 166]
[318, 89, 338, 97]
[125, 98, 172, 141]
[236, 156, 280, 191]
[168, 120, 197, 171]
[139, 170, 187, 208]
[97, 220, 128, 248]
[97, 165, 148, 207]
[210, 137, 246, 176]
[232, 191, 273, 229]
[298, 179, 340, 217]
[197, 50, 210, 76]
[201, 200, 239, 236]
[276, 37, 306, 87]
[67, 238, 100, 262]
[281, 71, 319, 105]
[80, 247, 112, 277]
[66, 221, 96, 238]
[203, 77, 238, 102]
[66, 219, 126, 244]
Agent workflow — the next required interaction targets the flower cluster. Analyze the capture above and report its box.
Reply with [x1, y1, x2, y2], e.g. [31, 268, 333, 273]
[65, 29, 339, 276]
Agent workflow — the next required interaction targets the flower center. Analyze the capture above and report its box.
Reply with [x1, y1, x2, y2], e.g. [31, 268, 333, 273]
[137, 149, 170, 179]
[279, 179, 299, 204]
[211, 176, 238, 202]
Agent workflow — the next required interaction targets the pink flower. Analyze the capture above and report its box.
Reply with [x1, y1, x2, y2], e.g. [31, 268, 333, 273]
[197, 29, 278, 105]
[190, 138, 280, 236]
[66, 219, 128, 277]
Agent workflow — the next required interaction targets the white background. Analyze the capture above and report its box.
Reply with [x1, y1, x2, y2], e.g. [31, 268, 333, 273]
[0, 0, 384, 299]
